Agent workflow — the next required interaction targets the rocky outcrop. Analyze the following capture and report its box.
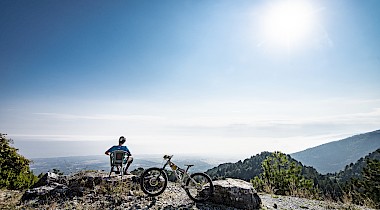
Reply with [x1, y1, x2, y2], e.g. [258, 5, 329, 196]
[11, 171, 373, 210]
[208, 178, 261, 210]
[21, 171, 207, 209]
[22, 172, 68, 201]
[22, 171, 262, 209]
[22, 171, 134, 202]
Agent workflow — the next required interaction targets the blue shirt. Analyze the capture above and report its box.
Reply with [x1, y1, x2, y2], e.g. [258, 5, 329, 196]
[107, 145, 131, 156]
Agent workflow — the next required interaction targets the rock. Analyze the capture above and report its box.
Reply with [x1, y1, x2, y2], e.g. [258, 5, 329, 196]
[22, 172, 70, 201]
[22, 171, 138, 204]
[31, 172, 60, 188]
[22, 182, 69, 201]
[208, 178, 261, 210]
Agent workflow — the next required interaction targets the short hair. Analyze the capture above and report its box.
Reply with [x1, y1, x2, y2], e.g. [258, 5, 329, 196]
[119, 136, 126, 144]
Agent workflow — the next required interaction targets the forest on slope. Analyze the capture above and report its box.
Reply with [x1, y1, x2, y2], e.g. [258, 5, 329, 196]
[206, 149, 380, 208]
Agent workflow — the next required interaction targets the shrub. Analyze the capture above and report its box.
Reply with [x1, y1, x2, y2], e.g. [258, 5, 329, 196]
[345, 158, 380, 208]
[0, 133, 38, 189]
[251, 151, 318, 198]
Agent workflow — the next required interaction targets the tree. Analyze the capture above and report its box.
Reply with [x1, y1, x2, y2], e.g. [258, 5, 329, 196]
[251, 151, 317, 198]
[347, 158, 380, 208]
[361, 159, 380, 207]
[0, 133, 37, 189]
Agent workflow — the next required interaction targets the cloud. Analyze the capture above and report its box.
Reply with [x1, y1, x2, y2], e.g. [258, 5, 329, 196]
[165, 107, 380, 138]
[9, 134, 114, 141]
[33, 112, 165, 121]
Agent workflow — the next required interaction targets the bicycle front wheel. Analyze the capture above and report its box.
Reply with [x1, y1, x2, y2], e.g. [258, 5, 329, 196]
[140, 167, 168, 196]
[185, 172, 214, 202]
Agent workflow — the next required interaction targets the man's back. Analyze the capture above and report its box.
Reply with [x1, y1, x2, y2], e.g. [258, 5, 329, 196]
[107, 145, 131, 155]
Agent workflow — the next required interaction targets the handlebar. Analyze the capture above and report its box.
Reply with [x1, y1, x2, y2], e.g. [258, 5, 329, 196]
[163, 154, 173, 160]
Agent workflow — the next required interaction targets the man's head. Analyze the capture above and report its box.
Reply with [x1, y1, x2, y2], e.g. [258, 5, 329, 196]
[119, 136, 126, 145]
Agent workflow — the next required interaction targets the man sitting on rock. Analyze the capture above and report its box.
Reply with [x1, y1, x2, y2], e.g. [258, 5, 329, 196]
[105, 136, 133, 175]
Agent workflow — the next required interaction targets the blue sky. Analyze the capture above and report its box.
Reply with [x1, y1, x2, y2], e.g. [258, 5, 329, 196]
[1, 0, 380, 158]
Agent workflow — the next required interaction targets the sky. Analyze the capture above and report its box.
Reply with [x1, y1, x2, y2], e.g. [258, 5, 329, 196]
[1, 0, 380, 159]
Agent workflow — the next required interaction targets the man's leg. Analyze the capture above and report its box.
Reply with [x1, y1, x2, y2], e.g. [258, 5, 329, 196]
[124, 156, 134, 174]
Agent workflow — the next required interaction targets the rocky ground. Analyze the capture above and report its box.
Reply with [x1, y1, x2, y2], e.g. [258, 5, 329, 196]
[0, 171, 375, 210]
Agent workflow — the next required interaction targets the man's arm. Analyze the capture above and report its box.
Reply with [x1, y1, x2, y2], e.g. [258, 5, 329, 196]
[105, 146, 113, 155]
[123, 146, 131, 156]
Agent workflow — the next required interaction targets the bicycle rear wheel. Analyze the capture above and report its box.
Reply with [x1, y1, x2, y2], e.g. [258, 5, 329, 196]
[185, 172, 214, 202]
[140, 167, 168, 196]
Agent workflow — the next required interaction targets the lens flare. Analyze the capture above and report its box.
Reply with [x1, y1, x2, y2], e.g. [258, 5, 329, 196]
[259, 0, 318, 50]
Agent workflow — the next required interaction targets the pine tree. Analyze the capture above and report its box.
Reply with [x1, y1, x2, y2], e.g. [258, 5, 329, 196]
[0, 133, 37, 189]
[351, 159, 380, 208]
[251, 151, 317, 198]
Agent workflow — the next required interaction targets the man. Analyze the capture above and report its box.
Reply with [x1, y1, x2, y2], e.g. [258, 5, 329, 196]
[105, 136, 133, 175]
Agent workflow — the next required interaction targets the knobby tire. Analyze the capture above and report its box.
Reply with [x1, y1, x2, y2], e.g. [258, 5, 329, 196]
[185, 172, 214, 202]
[140, 167, 168, 196]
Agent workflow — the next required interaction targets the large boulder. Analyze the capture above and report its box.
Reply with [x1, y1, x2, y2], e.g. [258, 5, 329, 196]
[209, 178, 261, 210]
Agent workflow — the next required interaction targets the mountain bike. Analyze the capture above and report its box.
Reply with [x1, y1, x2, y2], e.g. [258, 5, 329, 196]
[140, 155, 214, 202]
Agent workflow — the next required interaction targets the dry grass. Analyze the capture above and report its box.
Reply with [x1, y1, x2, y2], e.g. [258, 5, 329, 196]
[0, 189, 23, 209]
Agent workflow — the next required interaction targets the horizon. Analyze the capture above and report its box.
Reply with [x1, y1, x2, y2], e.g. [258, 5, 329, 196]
[13, 129, 378, 160]
[1, 0, 380, 159]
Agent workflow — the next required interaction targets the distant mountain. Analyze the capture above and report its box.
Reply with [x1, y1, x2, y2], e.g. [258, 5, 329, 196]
[291, 130, 380, 174]
[30, 154, 222, 175]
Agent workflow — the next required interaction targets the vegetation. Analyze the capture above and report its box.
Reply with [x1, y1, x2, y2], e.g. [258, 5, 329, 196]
[251, 151, 317, 198]
[335, 148, 380, 183]
[207, 148, 380, 208]
[0, 133, 38, 189]
[206, 151, 272, 180]
[343, 149, 380, 208]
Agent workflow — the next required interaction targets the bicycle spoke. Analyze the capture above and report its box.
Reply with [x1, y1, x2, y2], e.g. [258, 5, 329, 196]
[140, 168, 168, 196]
[185, 173, 214, 202]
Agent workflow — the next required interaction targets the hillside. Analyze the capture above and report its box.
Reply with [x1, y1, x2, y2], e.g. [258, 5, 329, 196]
[335, 148, 380, 183]
[204, 150, 380, 202]
[205, 151, 272, 181]
[291, 130, 380, 174]
[205, 151, 322, 183]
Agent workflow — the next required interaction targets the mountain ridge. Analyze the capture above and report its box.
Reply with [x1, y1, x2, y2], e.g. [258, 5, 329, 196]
[291, 129, 380, 174]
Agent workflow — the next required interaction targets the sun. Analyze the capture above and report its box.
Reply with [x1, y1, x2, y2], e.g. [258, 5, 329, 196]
[259, 0, 318, 50]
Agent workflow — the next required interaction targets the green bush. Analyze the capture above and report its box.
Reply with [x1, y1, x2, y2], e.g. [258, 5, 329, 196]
[251, 151, 318, 198]
[0, 133, 38, 189]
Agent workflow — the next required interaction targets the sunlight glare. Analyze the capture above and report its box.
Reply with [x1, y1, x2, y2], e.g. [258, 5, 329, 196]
[260, 0, 317, 50]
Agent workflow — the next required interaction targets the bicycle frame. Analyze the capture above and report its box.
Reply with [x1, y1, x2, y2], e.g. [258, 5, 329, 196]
[140, 154, 214, 202]
[161, 155, 192, 187]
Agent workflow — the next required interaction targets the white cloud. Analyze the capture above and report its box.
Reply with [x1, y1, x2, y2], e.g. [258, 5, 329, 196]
[33, 112, 165, 121]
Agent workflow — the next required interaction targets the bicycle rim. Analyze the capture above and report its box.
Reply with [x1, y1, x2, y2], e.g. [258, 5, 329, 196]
[140, 168, 168, 196]
[185, 173, 214, 202]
